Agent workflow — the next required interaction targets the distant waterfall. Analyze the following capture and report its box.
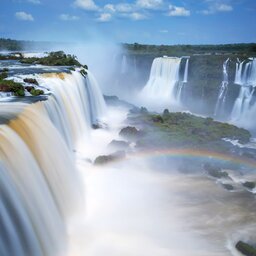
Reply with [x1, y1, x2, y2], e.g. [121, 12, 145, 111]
[0, 69, 107, 256]
[214, 58, 230, 117]
[230, 58, 256, 121]
[176, 58, 189, 103]
[121, 55, 128, 74]
[140, 57, 182, 109]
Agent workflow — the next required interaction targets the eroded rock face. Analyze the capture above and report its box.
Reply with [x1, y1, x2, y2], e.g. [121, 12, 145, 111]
[236, 241, 256, 256]
[119, 126, 141, 141]
[94, 151, 126, 165]
[242, 181, 256, 190]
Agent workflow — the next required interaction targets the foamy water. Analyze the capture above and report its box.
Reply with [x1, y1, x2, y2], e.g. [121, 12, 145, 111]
[67, 107, 256, 256]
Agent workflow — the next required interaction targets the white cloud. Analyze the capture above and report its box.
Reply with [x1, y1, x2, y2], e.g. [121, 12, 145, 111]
[168, 5, 190, 17]
[216, 3, 233, 12]
[97, 13, 112, 22]
[115, 3, 134, 13]
[104, 4, 116, 13]
[136, 0, 163, 9]
[27, 0, 41, 4]
[15, 11, 34, 21]
[74, 0, 98, 11]
[201, 2, 233, 15]
[129, 12, 147, 20]
[59, 14, 79, 21]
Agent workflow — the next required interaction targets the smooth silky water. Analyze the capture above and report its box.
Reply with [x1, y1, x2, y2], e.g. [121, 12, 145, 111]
[1, 67, 256, 256]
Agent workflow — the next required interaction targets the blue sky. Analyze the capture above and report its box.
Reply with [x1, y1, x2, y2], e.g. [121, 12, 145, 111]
[0, 0, 256, 44]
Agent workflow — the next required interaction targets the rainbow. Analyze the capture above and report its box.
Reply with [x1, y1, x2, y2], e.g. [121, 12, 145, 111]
[117, 148, 256, 169]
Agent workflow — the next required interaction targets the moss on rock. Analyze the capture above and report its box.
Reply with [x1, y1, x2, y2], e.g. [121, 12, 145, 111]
[236, 241, 256, 256]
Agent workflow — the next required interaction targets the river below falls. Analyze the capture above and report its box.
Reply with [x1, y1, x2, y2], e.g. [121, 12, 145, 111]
[66, 107, 256, 256]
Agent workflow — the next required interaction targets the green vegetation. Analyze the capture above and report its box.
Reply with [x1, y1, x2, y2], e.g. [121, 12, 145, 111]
[0, 70, 44, 97]
[0, 79, 25, 96]
[0, 38, 23, 51]
[127, 109, 251, 151]
[0, 72, 8, 80]
[242, 181, 256, 190]
[21, 51, 81, 66]
[236, 241, 256, 256]
[124, 43, 256, 57]
[204, 163, 229, 178]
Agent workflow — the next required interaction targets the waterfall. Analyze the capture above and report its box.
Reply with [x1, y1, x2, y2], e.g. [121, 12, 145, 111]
[121, 55, 128, 74]
[214, 58, 230, 117]
[176, 58, 189, 103]
[231, 58, 256, 121]
[183, 58, 189, 83]
[0, 69, 107, 256]
[85, 70, 107, 127]
[37, 70, 107, 148]
[140, 56, 182, 108]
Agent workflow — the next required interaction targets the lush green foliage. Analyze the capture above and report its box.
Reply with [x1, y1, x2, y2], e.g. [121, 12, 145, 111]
[21, 51, 81, 66]
[0, 79, 25, 96]
[236, 241, 256, 256]
[124, 43, 256, 57]
[0, 70, 44, 97]
[127, 109, 251, 151]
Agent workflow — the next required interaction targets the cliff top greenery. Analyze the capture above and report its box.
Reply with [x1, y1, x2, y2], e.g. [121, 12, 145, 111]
[20, 51, 81, 66]
[127, 108, 251, 152]
[123, 42, 256, 57]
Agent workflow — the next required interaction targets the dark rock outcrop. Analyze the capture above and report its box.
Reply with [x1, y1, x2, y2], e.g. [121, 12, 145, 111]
[94, 151, 126, 165]
[236, 241, 256, 256]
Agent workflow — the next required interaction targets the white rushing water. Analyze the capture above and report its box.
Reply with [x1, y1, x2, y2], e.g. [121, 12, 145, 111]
[176, 58, 189, 103]
[214, 58, 230, 117]
[140, 56, 182, 110]
[230, 58, 256, 125]
[0, 70, 107, 256]
[1, 65, 256, 256]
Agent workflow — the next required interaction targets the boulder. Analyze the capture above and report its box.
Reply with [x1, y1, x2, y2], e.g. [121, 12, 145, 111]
[242, 181, 256, 190]
[119, 126, 141, 140]
[94, 151, 126, 165]
[204, 163, 229, 179]
[23, 78, 38, 85]
[222, 183, 234, 191]
[236, 241, 256, 256]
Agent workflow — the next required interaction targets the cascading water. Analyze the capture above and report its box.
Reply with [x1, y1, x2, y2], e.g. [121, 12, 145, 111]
[176, 58, 189, 103]
[231, 58, 256, 122]
[0, 69, 107, 256]
[140, 56, 182, 109]
[121, 55, 128, 74]
[214, 58, 230, 117]
[36, 70, 107, 148]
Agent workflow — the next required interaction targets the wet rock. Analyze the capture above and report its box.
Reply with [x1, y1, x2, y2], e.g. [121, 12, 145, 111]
[92, 124, 100, 129]
[236, 241, 256, 256]
[204, 163, 229, 179]
[222, 183, 234, 191]
[25, 86, 34, 92]
[152, 115, 164, 123]
[242, 181, 256, 190]
[119, 126, 141, 140]
[94, 151, 126, 165]
[23, 78, 38, 85]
